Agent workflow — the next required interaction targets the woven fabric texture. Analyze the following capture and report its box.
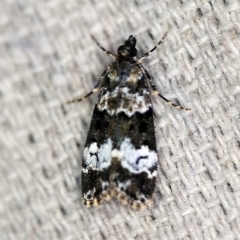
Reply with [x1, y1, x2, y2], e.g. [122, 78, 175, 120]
[1, 0, 240, 239]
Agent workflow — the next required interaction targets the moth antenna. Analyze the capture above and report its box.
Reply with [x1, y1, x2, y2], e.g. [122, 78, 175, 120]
[91, 35, 116, 60]
[66, 66, 111, 104]
[138, 32, 168, 63]
[154, 91, 191, 110]
[140, 64, 191, 111]
[66, 89, 98, 104]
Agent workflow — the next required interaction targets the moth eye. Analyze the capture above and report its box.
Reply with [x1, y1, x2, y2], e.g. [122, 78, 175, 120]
[129, 48, 137, 57]
[118, 46, 129, 56]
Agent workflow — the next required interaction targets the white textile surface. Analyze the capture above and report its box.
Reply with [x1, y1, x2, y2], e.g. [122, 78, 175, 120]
[1, 0, 240, 239]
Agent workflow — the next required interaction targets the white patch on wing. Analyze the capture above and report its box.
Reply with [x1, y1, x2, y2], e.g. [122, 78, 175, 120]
[101, 181, 109, 191]
[98, 139, 112, 170]
[116, 138, 157, 178]
[83, 139, 112, 170]
[117, 180, 131, 191]
[97, 87, 151, 117]
[83, 143, 98, 170]
[83, 188, 96, 200]
[83, 138, 157, 178]
[89, 142, 98, 152]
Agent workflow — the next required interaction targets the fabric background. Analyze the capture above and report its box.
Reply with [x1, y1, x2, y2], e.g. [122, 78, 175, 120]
[1, 0, 240, 239]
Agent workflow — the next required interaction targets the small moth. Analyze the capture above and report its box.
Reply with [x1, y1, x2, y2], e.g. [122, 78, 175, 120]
[68, 33, 190, 209]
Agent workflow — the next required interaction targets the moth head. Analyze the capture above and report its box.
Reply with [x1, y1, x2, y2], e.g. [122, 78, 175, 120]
[118, 35, 137, 58]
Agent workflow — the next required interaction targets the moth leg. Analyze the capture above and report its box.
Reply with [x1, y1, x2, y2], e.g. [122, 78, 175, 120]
[138, 32, 168, 63]
[67, 69, 107, 104]
[140, 65, 191, 110]
[91, 35, 116, 60]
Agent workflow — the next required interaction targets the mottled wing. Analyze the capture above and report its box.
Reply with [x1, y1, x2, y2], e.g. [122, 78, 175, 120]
[82, 62, 158, 209]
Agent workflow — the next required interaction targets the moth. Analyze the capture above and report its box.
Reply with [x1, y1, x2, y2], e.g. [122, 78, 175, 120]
[68, 33, 190, 209]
